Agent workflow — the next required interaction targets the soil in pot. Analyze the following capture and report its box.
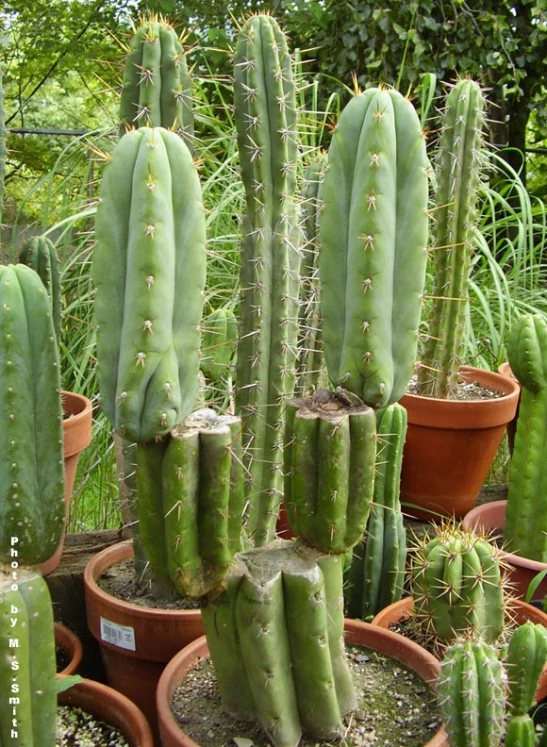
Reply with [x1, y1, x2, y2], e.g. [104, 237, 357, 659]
[170, 645, 442, 747]
[56, 705, 131, 746]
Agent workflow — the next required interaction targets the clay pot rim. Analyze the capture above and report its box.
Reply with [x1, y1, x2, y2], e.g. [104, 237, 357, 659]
[463, 499, 547, 574]
[54, 621, 84, 676]
[61, 390, 93, 455]
[156, 619, 448, 747]
[57, 676, 153, 746]
[84, 539, 202, 621]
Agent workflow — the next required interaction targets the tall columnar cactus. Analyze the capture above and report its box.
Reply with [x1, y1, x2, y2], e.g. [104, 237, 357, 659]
[119, 15, 193, 146]
[136, 409, 245, 598]
[93, 127, 206, 443]
[346, 403, 407, 619]
[19, 236, 61, 341]
[0, 565, 57, 747]
[200, 306, 238, 383]
[233, 14, 300, 546]
[283, 391, 376, 553]
[0, 264, 65, 565]
[319, 87, 429, 409]
[505, 620, 547, 721]
[295, 154, 328, 396]
[437, 638, 506, 747]
[410, 525, 507, 645]
[505, 313, 547, 562]
[201, 541, 355, 747]
[417, 79, 486, 398]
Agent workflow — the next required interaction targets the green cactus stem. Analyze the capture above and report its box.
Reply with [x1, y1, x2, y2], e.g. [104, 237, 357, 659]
[120, 15, 193, 147]
[505, 313, 547, 562]
[93, 126, 206, 443]
[410, 525, 507, 645]
[417, 79, 486, 398]
[283, 390, 376, 554]
[319, 87, 429, 408]
[201, 540, 355, 747]
[0, 565, 57, 747]
[346, 403, 407, 619]
[0, 64, 5, 237]
[233, 14, 300, 546]
[19, 236, 61, 342]
[505, 620, 547, 718]
[437, 638, 505, 747]
[295, 154, 328, 397]
[0, 264, 65, 566]
[136, 409, 245, 598]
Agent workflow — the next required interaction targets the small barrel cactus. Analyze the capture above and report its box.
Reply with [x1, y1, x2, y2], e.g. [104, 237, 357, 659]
[319, 86, 429, 409]
[120, 15, 193, 146]
[201, 540, 355, 747]
[437, 638, 505, 747]
[346, 403, 407, 619]
[0, 565, 57, 746]
[19, 235, 61, 342]
[505, 313, 547, 561]
[283, 390, 376, 554]
[93, 126, 206, 443]
[410, 525, 507, 645]
[0, 264, 65, 566]
[136, 409, 245, 598]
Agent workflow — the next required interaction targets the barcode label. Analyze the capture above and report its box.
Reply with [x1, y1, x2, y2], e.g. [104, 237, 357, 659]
[100, 617, 136, 651]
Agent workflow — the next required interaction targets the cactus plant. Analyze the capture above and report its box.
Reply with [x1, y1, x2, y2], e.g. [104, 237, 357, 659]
[93, 126, 206, 443]
[417, 79, 486, 398]
[346, 403, 407, 619]
[120, 15, 193, 146]
[19, 235, 61, 342]
[136, 409, 245, 598]
[201, 540, 355, 747]
[295, 154, 328, 396]
[505, 312, 547, 562]
[200, 306, 238, 383]
[0, 64, 5, 238]
[233, 13, 301, 546]
[505, 620, 547, 718]
[410, 525, 508, 645]
[437, 637, 506, 747]
[319, 86, 429, 409]
[0, 564, 57, 747]
[0, 264, 65, 566]
[283, 390, 376, 554]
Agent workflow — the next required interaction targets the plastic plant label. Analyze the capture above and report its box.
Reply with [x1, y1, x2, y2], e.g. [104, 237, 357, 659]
[100, 616, 136, 651]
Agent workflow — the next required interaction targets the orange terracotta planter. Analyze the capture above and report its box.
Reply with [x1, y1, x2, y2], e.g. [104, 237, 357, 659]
[84, 540, 205, 743]
[399, 366, 520, 520]
[497, 362, 522, 454]
[38, 390, 93, 576]
[58, 677, 154, 747]
[156, 619, 449, 747]
[54, 621, 84, 675]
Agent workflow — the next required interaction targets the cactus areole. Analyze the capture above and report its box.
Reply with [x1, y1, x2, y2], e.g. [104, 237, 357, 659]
[319, 87, 429, 409]
[93, 127, 206, 443]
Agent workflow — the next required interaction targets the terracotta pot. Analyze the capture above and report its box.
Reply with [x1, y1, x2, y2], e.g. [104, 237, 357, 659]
[399, 366, 520, 520]
[54, 621, 84, 675]
[58, 677, 153, 746]
[156, 619, 449, 747]
[497, 362, 522, 454]
[371, 595, 547, 702]
[84, 540, 205, 742]
[38, 390, 93, 576]
[462, 500, 547, 601]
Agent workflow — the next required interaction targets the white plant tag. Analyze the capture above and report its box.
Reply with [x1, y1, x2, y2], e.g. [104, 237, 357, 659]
[99, 617, 136, 651]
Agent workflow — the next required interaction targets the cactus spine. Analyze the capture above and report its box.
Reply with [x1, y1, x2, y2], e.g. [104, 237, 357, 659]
[417, 79, 486, 398]
[93, 127, 206, 443]
[136, 409, 245, 598]
[120, 16, 193, 147]
[437, 638, 505, 747]
[346, 403, 407, 618]
[19, 236, 61, 342]
[233, 14, 300, 546]
[0, 264, 65, 565]
[283, 391, 376, 553]
[295, 154, 327, 396]
[505, 313, 547, 561]
[319, 87, 429, 408]
[0, 565, 57, 747]
[202, 541, 355, 747]
[410, 525, 507, 645]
